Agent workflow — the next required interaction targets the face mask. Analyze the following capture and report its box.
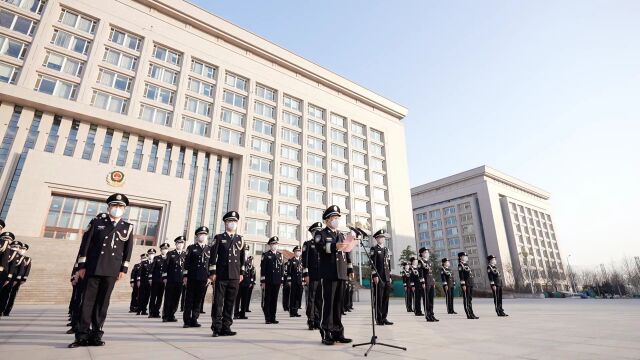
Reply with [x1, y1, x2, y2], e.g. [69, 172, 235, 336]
[422, 251, 429, 259]
[412, 260, 418, 267]
[19, 249, 26, 256]
[295, 251, 301, 258]
[176, 243, 184, 251]
[444, 261, 450, 268]
[148, 254, 155, 261]
[11, 246, 19, 251]
[109, 207, 124, 218]
[244, 250, 249, 257]
[197, 234, 207, 243]
[329, 219, 339, 229]
[463, 256, 469, 263]
[490, 259, 497, 266]
[226, 222, 237, 232]
[270, 245, 278, 252]
[404, 265, 409, 271]
[376, 237, 385, 246]
[161, 249, 168, 256]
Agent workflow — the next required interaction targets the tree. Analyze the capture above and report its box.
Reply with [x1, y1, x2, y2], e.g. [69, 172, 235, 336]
[398, 246, 416, 267]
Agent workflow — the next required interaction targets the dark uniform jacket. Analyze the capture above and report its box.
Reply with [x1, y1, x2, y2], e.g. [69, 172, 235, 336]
[408, 265, 421, 288]
[301, 239, 320, 280]
[77, 213, 134, 276]
[260, 250, 284, 285]
[0, 240, 11, 277]
[314, 227, 353, 281]
[458, 262, 475, 287]
[285, 257, 303, 285]
[209, 232, 245, 280]
[400, 268, 408, 289]
[138, 260, 151, 283]
[183, 243, 210, 281]
[418, 258, 436, 287]
[149, 255, 167, 283]
[487, 265, 503, 286]
[370, 245, 392, 283]
[2, 249, 19, 281]
[130, 263, 140, 285]
[440, 265, 455, 287]
[240, 262, 256, 287]
[163, 250, 186, 283]
[16, 255, 31, 282]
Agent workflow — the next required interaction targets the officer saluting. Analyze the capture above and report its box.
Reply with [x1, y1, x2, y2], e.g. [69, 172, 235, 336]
[370, 229, 394, 326]
[440, 258, 456, 314]
[487, 255, 508, 317]
[69, 193, 134, 348]
[182, 226, 211, 328]
[162, 236, 186, 322]
[458, 251, 479, 319]
[315, 205, 353, 345]
[302, 222, 323, 330]
[209, 211, 245, 337]
[261, 236, 284, 324]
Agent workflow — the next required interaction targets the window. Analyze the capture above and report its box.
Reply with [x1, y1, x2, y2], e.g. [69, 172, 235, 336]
[331, 144, 347, 159]
[374, 203, 387, 217]
[43, 51, 83, 77]
[63, 119, 80, 157]
[446, 227, 459, 236]
[353, 182, 367, 196]
[370, 143, 384, 157]
[81, 124, 97, 160]
[281, 128, 301, 145]
[256, 84, 276, 101]
[278, 223, 298, 240]
[218, 127, 242, 146]
[188, 77, 215, 98]
[371, 129, 384, 142]
[370, 158, 384, 170]
[308, 120, 324, 135]
[279, 202, 298, 219]
[184, 96, 212, 117]
[307, 170, 324, 186]
[331, 160, 347, 175]
[433, 230, 443, 239]
[221, 108, 244, 126]
[373, 188, 386, 201]
[253, 119, 273, 136]
[152, 44, 181, 65]
[307, 136, 324, 152]
[0, 34, 28, 59]
[97, 68, 132, 92]
[144, 83, 174, 105]
[181, 116, 209, 137]
[351, 121, 365, 136]
[279, 183, 299, 199]
[191, 59, 217, 79]
[223, 90, 246, 108]
[161, 144, 172, 175]
[283, 94, 301, 111]
[280, 146, 299, 162]
[330, 128, 346, 143]
[225, 72, 247, 91]
[354, 199, 368, 213]
[332, 194, 347, 209]
[59, 9, 96, 35]
[308, 104, 324, 119]
[307, 189, 324, 203]
[3, 0, 46, 15]
[246, 219, 268, 237]
[352, 167, 366, 181]
[248, 176, 270, 193]
[418, 223, 428, 231]
[251, 137, 272, 154]
[280, 163, 300, 180]
[430, 209, 441, 219]
[307, 153, 324, 168]
[43, 115, 61, 153]
[351, 136, 366, 150]
[247, 197, 269, 213]
[461, 224, 474, 235]
[444, 206, 456, 215]
[445, 216, 457, 226]
[98, 128, 114, 163]
[307, 207, 323, 222]
[35, 75, 77, 100]
[332, 177, 347, 192]
[108, 27, 141, 51]
[458, 202, 471, 213]
[51, 29, 89, 55]
[0, 61, 19, 83]
[372, 172, 385, 185]
[250, 156, 271, 173]
[434, 239, 445, 249]
[131, 136, 144, 169]
[103, 48, 137, 71]
[116, 132, 129, 166]
[431, 219, 442, 229]
[139, 104, 172, 126]
[146, 140, 159, 172]
[1, 9, 37, 36]
[352, 151, 366, 165]
[282, 111, 301, 128]
[330, 113, 346, 128]
[148, 63, 178, 85]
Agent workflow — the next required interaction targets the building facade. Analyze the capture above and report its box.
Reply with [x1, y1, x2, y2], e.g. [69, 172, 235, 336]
[411, 166, 569, 292]
[0, 0, 413, 302]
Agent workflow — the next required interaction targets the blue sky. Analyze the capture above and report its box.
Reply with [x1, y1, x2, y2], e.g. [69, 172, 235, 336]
[192, 0, 640, 267]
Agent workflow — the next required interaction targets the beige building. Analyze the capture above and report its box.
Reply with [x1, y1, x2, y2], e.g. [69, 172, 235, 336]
[411, 166, 569, 292]
[0, 0, 412, 303]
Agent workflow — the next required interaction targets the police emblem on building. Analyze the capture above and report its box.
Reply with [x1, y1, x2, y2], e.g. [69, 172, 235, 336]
[106, 170, 126, 187]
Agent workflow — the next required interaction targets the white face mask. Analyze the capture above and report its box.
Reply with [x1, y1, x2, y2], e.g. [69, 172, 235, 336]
[270, 244, 278, 252]
[109, 206, 124, 218]
[329, 219, 339, 229]
[226, 221, 237, 232]
[19, 249, 26, 256]
[444, 261, 450, 268]
[176, 243, 184, 251]
[462, 256, 469, 263]
[422, 251, 430, 259]
[295, 251, 301, 258]
[490, 259, 497, 266]
[161, 249, 168, 256]
[148, 254, 155, 261]
[197, 234, 207, 243]
[403, 265, 409, 271]
[376, 237, 385, 247]
[411, 260, 418, 267]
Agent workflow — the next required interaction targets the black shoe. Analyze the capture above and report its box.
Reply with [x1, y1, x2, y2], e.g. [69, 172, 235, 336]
[169, 318, 178, 322]
[233, 315, 239, 319]
[65, 328, 76, 334]
[335, 336, 352, 344]
[238, 316, 248, 320]
[452, 311, 458, 314]
[88, 339, 105, 346]
[246, 309, 251, 312]
[220, 329, 237, 336]
[141, 311, 148, 316]
[191, 322, 202, 328]
[376, 321, 384, 326]
[136, 312, 141, 315]
[415, 312, 424, 316]
[272, 320, 279, 324]
[308, 323, 315, 330]
[162, 318, 168, 322]
[211, 331, 219, 337]
[426, 317, 435, 322]
[383, 320, 394, 325]
[68, 340, 88, 348]
[432, 317, 439, 322]
[473, 315, 480, 319]
[502, 313, 508, 317]
[322, 335, 335, 346]
[183, 324, 190, 328]
[199, 311, 206, 314]
[265, 321, 272, 324]
[66, 322, 73, 326]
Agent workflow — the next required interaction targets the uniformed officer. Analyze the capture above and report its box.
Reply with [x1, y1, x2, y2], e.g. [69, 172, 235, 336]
[440, 258, 457, 314]
[234, 250, 255, 320]
[3, 243, 31, 316]
[162, 236, 186, 322]
[315, 205, 353, 345]
[408, 256, 424, 316]
[129, 254, 146, 313]
[148, 243, 170, 318]
[69, 193, 134, 348]
[487, 255, 508, 317]
[0, 219, 5, 232]
[137, 248, 155, 315]
[209, 211, 245, 337]
[261, 236, 284, 323]
[400, 261, 410, 312]
[302, 222, 323, 330]
[0, 239, 22, 315]
[418, 247, 438, 322]
[0, 233, 17, 293]
[67, 260, 83, 334]
[286, 246, 304, 317]
[370, 229, 394, 326]
[282, 256, 291, 313]
[182, 226, 211, 328]
[458, 251, 479, 319]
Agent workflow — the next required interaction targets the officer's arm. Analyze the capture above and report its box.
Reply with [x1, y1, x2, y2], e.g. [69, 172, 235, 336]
[285, 259, 291, 282]
[369, 248, 379, 279]
[458, 264, 465, 285]
[120, 224, 133, 274]
[162, 256, 171, 281]
[440, 269, 447, 285]
[488, 267, 495, 285]
[23, 261, 31, 281]
[346, 250, 353, 275]
[260, 254, 266, 284]
[182, 247, 191, 279]
[239, 237, 245, 276]
[130, 265, 137, 283]
[76, 218, 96, 269]
[208, 236, 219, 276]
[301, 242, 309, 277]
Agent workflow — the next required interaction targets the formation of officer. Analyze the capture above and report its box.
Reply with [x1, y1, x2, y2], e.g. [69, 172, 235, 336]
[487, 255, 508, 317]
[302, 222, 322, 330]
[261, 236, 284, 324]
[370, 229, 393, 326]
[285, 246, 304, 317]
[0, 229, 32, 317]
[162, 236, 186, 322]
[2, 242, 31, 316]
[69, 193, 134, 348]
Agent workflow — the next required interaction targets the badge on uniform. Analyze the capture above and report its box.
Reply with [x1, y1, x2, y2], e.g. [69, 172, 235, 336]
[98, 225, 105, 230]
[221, 240, 227, 244]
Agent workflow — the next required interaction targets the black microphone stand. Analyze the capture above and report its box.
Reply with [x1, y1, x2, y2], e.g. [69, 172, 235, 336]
[350, 229, 406, 356]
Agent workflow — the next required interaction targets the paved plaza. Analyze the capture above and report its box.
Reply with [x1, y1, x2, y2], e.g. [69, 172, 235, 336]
[0, 295, 639, 359]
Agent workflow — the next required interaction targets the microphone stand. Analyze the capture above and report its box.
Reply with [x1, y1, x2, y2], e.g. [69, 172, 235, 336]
[350, 229, 406, 356]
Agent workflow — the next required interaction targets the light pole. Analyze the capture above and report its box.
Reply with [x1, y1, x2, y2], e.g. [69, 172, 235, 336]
[566, 254, 575, 293]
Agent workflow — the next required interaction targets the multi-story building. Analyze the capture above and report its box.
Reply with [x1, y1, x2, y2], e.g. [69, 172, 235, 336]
[411, 166, 569, 292]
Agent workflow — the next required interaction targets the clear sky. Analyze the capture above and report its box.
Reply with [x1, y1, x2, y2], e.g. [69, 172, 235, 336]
[192, 0, 640, 267]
